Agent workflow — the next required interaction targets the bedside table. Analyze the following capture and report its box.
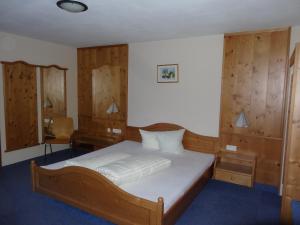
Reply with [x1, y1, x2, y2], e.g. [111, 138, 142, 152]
[213, 151, 256, 187]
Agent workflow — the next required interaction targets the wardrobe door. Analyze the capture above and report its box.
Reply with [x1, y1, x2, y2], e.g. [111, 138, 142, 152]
[281, 43, 300, 224]
[2, 61, 38, 151]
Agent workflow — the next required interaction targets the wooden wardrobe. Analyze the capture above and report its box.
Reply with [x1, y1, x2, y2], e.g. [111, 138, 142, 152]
[219, 28, 290, 186]
[1, 61, 39, 151]
[281, 43, 300, 224]
[77, 44, 128, 140]
[1, 61, 68, 151]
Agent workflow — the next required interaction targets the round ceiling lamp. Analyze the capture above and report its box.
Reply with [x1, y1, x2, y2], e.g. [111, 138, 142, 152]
[56, 0, 88, 13]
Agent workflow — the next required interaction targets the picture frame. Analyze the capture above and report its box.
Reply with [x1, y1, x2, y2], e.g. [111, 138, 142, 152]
[157, 64, 179, 83]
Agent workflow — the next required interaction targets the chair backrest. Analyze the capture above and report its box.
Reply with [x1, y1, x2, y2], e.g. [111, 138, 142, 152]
[51, 117, 74, 139]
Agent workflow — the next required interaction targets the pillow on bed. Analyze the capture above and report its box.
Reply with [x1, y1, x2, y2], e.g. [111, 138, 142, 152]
[157, 129, 185, 154]
[139, 129, 159, 150]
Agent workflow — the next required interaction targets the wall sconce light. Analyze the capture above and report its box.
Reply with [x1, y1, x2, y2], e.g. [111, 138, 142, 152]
[235, 111, 249, 128]
[106, 102, 119, 114]
[44, 96, 53, 109]
[106, 100, 119, 134]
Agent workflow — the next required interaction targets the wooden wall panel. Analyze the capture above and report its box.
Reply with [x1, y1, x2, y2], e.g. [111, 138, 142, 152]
[2, 61, 38, 151]
[249, 33, 270, 136]
[281, 43, 300, 224]
[221, 133, 282, 185]
[92, 65, 124, 121]
[220, 28, 290, 186]
[77, 44, 128, 139]
[78, 49, 93, 118]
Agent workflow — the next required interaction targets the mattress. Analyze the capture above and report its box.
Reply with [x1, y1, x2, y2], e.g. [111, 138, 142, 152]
[43, 140, 215, 212]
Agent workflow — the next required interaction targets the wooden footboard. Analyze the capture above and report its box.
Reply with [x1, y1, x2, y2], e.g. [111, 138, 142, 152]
[31, 161, 164, 225]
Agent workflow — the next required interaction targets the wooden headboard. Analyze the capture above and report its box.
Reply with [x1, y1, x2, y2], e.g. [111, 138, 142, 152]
[126, 123, 219, 154]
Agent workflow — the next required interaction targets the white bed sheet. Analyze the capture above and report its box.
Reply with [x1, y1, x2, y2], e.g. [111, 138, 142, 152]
[43, 140, 214, 212]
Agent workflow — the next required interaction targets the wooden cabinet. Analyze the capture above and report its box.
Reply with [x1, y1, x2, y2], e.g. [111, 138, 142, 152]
[77, 44, 128, 140]
[2, 61, 39, 151]
[214, 151, 256, 187]
[219, 28, 290, 186]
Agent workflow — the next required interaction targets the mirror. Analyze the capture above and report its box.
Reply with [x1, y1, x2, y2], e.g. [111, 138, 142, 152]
[40, 66, 67, 139]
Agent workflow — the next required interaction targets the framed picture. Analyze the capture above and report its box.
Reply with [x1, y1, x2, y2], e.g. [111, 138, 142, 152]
[157, 64, 179, 83]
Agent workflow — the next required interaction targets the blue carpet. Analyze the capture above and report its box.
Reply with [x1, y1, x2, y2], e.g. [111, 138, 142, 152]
[0, 150, 281, 225]
[292, 200, 300, 225]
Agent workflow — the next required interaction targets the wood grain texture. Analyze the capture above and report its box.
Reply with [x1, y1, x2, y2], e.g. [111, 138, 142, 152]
[31, 123, 214, 225]
[77, 44, 128, 139]
[219, 28, 290, 186]
[126, 123, 219, 154]
[225, 27, 290, 37]
[1, 61, 68, 71]
[92, 65, 126, 121]
[40, 64, 68, 70]
[281, 43, 300, 225]
[213, 151, 256, 187]
[31, 160, 212, 225]
[2, 61, 38, 151]
[31, 161, 164, 225]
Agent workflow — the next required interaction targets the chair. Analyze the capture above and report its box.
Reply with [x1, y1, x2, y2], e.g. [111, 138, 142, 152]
[44, 117, 74, 158]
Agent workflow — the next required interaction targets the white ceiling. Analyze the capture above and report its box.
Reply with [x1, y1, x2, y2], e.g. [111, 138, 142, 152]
[0, 0, 300, 47]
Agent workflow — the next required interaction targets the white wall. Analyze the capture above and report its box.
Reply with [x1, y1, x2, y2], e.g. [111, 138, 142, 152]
[0, 32, 77, 166]
[128, 35, 224, 137]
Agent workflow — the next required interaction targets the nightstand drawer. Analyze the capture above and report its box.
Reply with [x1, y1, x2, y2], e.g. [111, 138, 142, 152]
[214, 169, 252, 187]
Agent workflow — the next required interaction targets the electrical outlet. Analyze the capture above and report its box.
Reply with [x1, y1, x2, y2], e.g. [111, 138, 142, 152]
[225, 145, 237, 151]
[112, 128, 122, 134]
[107, 128, 111, 133]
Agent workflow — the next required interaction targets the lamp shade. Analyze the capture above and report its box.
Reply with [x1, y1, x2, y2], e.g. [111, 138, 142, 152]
[235, 111, 248, 128]
[106, 102, 119, 114]
[44, 97, 53, 108]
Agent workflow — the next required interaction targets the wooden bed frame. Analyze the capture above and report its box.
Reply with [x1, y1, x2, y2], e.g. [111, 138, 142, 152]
[31, 123, 219, 225]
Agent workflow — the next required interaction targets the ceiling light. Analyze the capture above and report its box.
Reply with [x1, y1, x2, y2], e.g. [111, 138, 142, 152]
[57, 0, 88, 13]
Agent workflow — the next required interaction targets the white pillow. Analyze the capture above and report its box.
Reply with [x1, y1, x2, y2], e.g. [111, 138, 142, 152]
[139, 129, 159, 150]
[157, 129, 185, 154]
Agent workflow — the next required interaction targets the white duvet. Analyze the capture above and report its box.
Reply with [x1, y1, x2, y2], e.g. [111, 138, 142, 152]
[97, 155, 171, 185]
[65, 152, 130, 170]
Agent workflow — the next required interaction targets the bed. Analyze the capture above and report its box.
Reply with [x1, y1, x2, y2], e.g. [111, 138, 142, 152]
[31, 123, 219, 225]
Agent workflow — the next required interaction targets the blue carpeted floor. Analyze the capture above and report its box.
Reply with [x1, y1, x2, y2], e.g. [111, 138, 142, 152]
[0, 150, 281, 225]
